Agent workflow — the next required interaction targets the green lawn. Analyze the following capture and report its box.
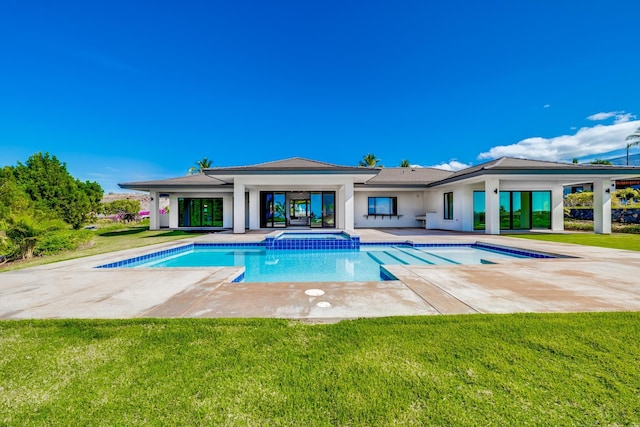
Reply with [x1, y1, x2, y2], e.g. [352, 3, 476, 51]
[508, 232, 640, 251]
[1, 314, 639, 426]
[0, 225, 200, 272]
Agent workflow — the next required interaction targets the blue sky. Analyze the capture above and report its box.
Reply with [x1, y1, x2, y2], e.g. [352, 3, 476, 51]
[2, 1, 640, 193]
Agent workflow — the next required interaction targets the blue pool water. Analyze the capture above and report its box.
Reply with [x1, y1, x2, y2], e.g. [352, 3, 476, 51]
[107, 243, 546, 283]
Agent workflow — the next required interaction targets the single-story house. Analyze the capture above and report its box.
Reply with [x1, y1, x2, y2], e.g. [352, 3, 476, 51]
[119, 157, 640, 235]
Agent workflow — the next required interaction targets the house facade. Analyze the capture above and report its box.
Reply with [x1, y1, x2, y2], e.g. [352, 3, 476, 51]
[119, 157, 640, 235]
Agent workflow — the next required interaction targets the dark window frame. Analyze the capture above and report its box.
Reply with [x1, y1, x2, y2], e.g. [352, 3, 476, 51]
[367, 196, 398, 215]
[444, 192, 454, 220]
[178, 197, 223, 227]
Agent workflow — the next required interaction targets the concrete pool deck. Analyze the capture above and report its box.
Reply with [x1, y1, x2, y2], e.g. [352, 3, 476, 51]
[2, 229, 640, 321]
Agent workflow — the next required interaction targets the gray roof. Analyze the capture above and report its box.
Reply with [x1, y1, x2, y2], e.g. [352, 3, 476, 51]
[119, 173, 226, 190]
[205, 157, 374, 174]
[363, 167, 454, 186]
[430, 157, 640, 186]
[119, 156, 640, 191]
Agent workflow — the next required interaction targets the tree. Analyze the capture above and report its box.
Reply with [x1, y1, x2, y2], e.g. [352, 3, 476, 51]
[0, 166, 33, 225]
[101, 199, 141, 222]
[589, 159, 613, 165]
[12, 153, 94, 229]
[77, 180, 104, 214]
[626, 127, 640, 166]
[187, 157, 213, 175]
[400, 159, 410, 167]
[359, 154, 381, 167]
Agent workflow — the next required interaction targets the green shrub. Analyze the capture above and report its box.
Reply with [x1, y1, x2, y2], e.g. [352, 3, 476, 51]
[5, 216, 66, 259]
[612, 223, 640, 234]
[564, 220, 594, 231]
[34, 229, 94, 256]
[565, 191, 593, 207]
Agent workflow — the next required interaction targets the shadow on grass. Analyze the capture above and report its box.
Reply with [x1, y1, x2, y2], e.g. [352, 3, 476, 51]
[98, 226, 149, 237]
[142, 231, 197, 238]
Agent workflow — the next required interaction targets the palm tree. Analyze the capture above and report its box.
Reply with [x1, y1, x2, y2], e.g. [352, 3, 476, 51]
[626, 127, 640, 166]
[187, 157, 213, 175]
[400, 159, 410, 167]
[359, 154, 381, 167]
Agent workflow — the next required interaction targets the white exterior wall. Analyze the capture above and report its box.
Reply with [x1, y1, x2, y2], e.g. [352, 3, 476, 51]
[593, 179, 613, 234]
[149, 191, 160, 230]
[248, 189, 260, 230]
[354, 190, 426, 228]
[551, 186, 565, 232]
[423, 186, 465, 232]
[233, 182, 245, 233]
[169, 197, 179, 229]
[159, 213, 170, 228]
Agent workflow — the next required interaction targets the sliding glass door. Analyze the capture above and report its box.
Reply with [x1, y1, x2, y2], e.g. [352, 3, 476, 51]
[178, 198, 223, 227]
[260, 192, 286, 228]
[473, 191, 551, 230]
[309, 191, 335, 228]
[262, 191, 335, 228]
[310, 192, 323, 228]
[322, 192, 335, 227]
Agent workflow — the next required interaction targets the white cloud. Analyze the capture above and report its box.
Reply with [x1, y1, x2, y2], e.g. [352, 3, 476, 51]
[586, 111, 636, 124]
[587, 111, 621, 121]
[428, 160, 472, 171]
[544, 104, 550, 108]
[614, 112, 636, 124]
[478, 120, 640, 162]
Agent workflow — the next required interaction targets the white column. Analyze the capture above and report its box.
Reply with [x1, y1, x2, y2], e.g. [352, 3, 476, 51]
[593, 180, 612, 234]
[460, 185, 474, 232]
[149, 191, 160, 230]
[233, 182, 246, 234]
[169, 196, 179, 228]
[343, 181, 354, 230]
[249, 189, 260, 230]
[484, 178, 500, 235]
[551, 185, 564, 231]
[337, 185, 345, 229]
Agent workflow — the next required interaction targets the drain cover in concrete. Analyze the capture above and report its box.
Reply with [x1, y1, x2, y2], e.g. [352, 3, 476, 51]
[305, 289, 325, 296]
[316, 301, 331, 308]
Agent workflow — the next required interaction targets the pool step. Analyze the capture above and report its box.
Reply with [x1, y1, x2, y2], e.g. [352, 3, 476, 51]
[384, 249, 434, 265]
[367, 251, 406, 265]
[366, 249, 435, 266]
[396, 247, 459, 265]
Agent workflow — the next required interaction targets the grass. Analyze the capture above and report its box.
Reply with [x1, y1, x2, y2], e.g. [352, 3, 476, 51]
[1, 313, 639, 426]
[0, 223, 201, 272]
[509, 231, 640, 251]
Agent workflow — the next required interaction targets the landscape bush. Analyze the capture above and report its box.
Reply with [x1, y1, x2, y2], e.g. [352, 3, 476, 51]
[34, 229, 94, 256]
[564, 219, 594, 231]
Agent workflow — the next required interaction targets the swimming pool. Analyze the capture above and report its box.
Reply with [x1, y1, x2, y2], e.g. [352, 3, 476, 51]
[97, 242, 553, 283]
[265, 230, 360, 250]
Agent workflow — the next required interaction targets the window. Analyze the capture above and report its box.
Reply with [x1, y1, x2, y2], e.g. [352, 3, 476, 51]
[472, 191, 551, 230]
[368, 197, 397, 215]
[473, 191, 485, 230]
[178, 198, 223, 227]
[444, 192, 453, 220]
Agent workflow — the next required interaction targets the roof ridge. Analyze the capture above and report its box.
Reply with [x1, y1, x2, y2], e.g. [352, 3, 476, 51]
[216, 157, 349, 169]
